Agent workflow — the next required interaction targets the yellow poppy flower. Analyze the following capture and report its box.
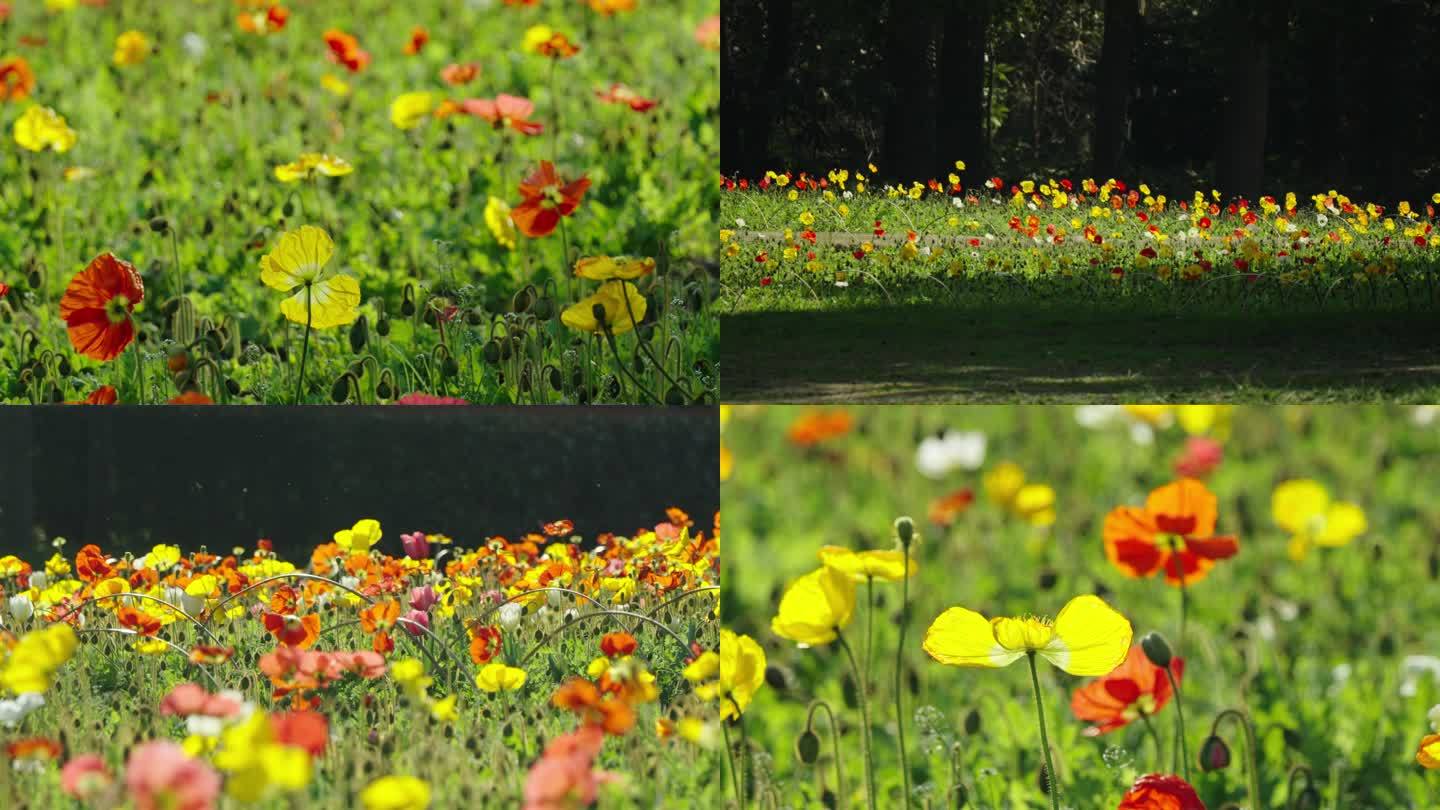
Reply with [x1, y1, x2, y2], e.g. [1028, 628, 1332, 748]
[213, 712, 313, 801]
[430, 695, 457, 723]
[321, 74, 351, 97]
[362, 775, 432, 810]
[333, 518, 382, 553]
[113, 31, 151, 67]
[1271, 479, 1366, 561]
[274, 153, 354, 183]
[475, 662, 527, 692]
[983, 462, 1056, 526]
[390, 92, 435, 130]
[771, 566, 856, 646]
[1417, 735, 1440, 770]
[0, 623, 77, 694]
[259, 226, 361, 329]
[45, 0, 77, 11]
[573, 256, 656, 281]
[560, 280, 647, 335]
[484, 197, 517, 249]
[718, 629, 765, 720]
[923, 594, 1131, 676]
[13, 105, 77, 153]
[818, 546, 915, 582]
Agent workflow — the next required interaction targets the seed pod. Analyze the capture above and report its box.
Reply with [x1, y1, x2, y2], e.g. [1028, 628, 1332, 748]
[149, 217, 169, 233]
[482, 339, 501, 365]
[349, 314, 369, 353]
[466, 307, 484, 326]
[894, 516, 915, 545]
[511, 285, 535, 313]
[376, 369, 396, 401]
[533, 297, 554, 320]
[376, 311, 391, 337]
[664, 386, 686, 406]
[400, 284, 416, 316]
[795, 729, 820, 764]
[330, 374, 353, 403]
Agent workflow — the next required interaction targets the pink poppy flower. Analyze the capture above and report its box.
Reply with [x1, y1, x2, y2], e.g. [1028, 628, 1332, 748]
[523, 725, 618, 810]
[400, 531, 431, 560]
[401, 608, 431, 636]
[409, 585, 439, 613]
[124, 741, 221, 810]
[396, 392, 470, 405]
[61, 754, 113, 800]
[461, 94, 544, 135]
[158, 683, 243, 719]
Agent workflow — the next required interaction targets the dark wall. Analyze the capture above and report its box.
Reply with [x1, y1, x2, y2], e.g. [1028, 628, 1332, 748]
[0, 408, 718, 559]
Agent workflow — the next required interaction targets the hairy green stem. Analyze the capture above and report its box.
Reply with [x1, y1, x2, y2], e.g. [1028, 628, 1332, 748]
[1027, 652, 1061, 810]
[837, 632, 877, 810]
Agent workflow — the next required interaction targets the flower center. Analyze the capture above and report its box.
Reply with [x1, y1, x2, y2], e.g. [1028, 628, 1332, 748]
[105, 295, 131, 324]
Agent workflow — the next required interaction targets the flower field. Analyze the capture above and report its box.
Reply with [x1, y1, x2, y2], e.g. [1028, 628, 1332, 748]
[0, 0, 719, 405]
[0, 510, 721, 807]
[720, 404, 1440, 808]
[720, 167, 1440, 312]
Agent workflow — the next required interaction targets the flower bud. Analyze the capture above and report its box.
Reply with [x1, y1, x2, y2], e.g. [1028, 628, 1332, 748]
[1199, 734, 1231, 771]
[1140, 631, 1173, 668]
[894, 516, 915, 547]
[795, 729, 820, 764]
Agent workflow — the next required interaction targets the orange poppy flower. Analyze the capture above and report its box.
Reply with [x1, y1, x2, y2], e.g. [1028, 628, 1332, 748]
[928, 488, 975, 527]
[59, 253, 145, 362]
[462, 94, 543, 135]
[0, 56, 35, 102]
[595, 83, 656, 112]
[440, 62, 480, 86]
[116, 605, 162, 637]
[68, 385, 117, 405]
[268, 585, 298, 615]
[263, 612, 321, 648]
[586, 0, 635, 14]
[1071, 645, 1184, 736]
[403, 26, 429, 56]
[236, 5, 288, 35]
[786, 409, 853, 447]
[360, 599, 400, 634]
[542, 519, 574, 537]
[270, 710, 328, 756]
[511, 161, 591, 238]
[469, 625, 501, 664]
[168, 391, 214, 404]
[75, 544, 113, 583]
[323, 29, 370, 73]
[6, 738, 62, 762]
[666, 507, 693, 528]
[1102, 478, 1239, 585]
[189, 644, 235, 665]
[599, 632, 637, 658]
[536, 32, 580, 59]
[552, 678, 634, 735]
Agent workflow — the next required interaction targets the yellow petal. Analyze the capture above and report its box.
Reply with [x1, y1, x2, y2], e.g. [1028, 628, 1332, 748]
[280, 275, 360, 329]
[1045, 594, 1132, 675]
[1317, 502, 1366, 547]
[922, 607, 1019, 668]
[1271, 479, 1329, 534]
[770, 567, 855, 646]
[261, 225, 335, 291]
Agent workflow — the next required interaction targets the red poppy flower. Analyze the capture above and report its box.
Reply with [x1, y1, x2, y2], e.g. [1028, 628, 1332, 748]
[403, 25, 429, 56]
[461, 94, 543, 135]
[1117, 773, 1205, 810]
[75, 544, 113, 583]
[0, 281, 8, 297]
[595, 83, 657, 112]
[168, 391, 214, 405]
[786, 410, 853, 446]
[0, 56, 35, 102]
[1102, 478, 1239, 585]
[510, 161, 591, 238]
[6, 738, 62, 762]
[395, 392, 469, 405]
[263, 612, 321, 649]
[116, 605, 163, 637]
[1071, 645, 1184, 735]
[323, 29, 370, 73]
[536, 32, 580, 59]
[600, 632, 637, 658]
[59, 253, 144, 362]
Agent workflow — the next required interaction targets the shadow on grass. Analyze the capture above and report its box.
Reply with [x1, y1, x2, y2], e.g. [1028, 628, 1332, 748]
[720, 305, 1440, 402]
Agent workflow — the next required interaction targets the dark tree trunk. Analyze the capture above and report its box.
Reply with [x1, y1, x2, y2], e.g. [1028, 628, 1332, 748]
[1216, 0, 1290, 200]
[938, 0, 990, 182]
[1093, 0, 1139, 180]
[883, 0, 940, 181]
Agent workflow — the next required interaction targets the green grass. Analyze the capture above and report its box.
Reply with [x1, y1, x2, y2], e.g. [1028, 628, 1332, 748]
[0, 0, 719, 404]
[722, 405, 1440, 809]
[719, 179, 1440, 401]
